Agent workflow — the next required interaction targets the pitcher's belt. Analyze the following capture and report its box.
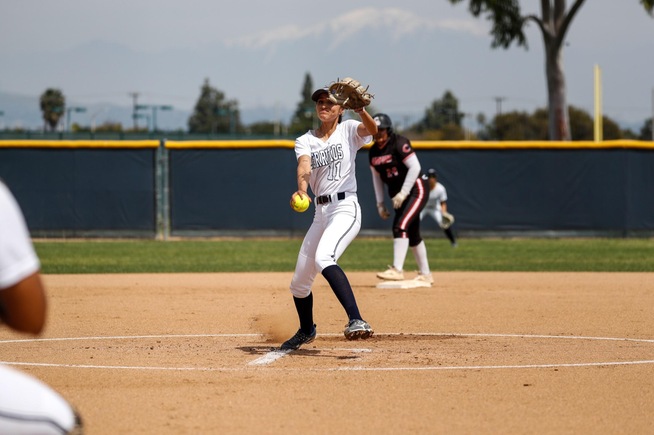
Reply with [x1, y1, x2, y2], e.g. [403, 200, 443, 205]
[315, 192, 347, 205]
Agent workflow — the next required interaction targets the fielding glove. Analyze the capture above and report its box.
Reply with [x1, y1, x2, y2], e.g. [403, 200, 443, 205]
[327, 77, 374, 110]
[377, 202, 390, 219]
[440, 211, 455, 229]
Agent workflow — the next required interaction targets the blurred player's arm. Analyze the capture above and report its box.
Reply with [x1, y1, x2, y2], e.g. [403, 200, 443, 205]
[0, 181, 48, 335]
[0, 273, 47, 335]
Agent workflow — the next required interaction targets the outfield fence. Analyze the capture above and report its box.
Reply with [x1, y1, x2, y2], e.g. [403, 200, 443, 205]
[1, 139, 653, 239]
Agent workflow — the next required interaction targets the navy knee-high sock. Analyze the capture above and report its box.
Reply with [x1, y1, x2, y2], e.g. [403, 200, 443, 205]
[321, 265, 361, 321]
[444, 227, 456, 244]
[293, 292, 314, 333]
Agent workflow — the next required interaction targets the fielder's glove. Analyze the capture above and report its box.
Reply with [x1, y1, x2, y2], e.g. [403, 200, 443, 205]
[377, 202, 390, 219]
[328, 77, 374, 110]
[391, 192, 407, 209]
[440, 211, 455, 229]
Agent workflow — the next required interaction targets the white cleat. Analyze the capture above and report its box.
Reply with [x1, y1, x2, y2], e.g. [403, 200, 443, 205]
[376, 266, 404, 281]
[413, 273, 434, 286]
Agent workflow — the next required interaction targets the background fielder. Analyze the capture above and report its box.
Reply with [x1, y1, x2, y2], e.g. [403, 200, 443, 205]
[421, 169, 458, 247]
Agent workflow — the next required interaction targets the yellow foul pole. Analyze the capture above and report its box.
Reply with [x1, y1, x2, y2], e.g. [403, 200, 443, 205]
[594, 64, 603, 142]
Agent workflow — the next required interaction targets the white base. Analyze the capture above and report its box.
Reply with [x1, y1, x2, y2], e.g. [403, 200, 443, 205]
[376, 280, 432, 289]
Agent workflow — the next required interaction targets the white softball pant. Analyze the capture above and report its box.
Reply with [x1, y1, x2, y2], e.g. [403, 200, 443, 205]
[290, 195, 361, 298]
[421, 207, 443, 226]
[0, 364, 79, 434]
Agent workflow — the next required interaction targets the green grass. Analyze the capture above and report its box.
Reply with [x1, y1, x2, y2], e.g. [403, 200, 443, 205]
[33, 238, 654, 274]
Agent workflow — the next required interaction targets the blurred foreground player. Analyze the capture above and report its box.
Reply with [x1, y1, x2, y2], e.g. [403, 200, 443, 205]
[0, 180, 83, 434]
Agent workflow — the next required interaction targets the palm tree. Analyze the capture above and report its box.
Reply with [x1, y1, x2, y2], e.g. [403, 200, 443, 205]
[39, 88, 65, 131]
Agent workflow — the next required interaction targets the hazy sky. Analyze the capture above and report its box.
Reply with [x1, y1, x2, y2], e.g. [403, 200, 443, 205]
[1, 0, 477, 52]
[1, 0, 653, 128]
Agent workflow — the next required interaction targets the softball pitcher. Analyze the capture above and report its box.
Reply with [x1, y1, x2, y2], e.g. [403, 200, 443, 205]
[282, 86, 378, 351]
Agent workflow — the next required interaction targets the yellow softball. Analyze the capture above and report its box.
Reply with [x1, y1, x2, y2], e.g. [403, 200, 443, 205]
[291, 193, 310, 213]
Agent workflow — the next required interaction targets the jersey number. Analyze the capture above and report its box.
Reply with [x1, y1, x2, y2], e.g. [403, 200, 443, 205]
[385, 167, 399, 178]
[328, 161, 342, 181]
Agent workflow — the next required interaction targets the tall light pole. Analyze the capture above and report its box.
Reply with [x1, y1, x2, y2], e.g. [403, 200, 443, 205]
[66, 106, 87, 132]
[151, 105, 173, 132]
[135, 113, 151, 131]
[136, 104, 173, 131]
[129, 92, 140, 130]
[494, 96, 506, 116]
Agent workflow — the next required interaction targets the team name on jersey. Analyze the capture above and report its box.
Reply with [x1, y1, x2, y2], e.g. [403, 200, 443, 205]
[371, 155, 393, 166]
[311, 144, 344, 169]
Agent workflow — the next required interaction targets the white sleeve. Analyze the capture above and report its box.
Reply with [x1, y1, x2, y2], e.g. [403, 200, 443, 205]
[0, 183, 41, 289]
[294, 134, 310, 160]
[399, 154, 421, 196]
[370, 166, 385, 204]
[351, 119, 371, 148]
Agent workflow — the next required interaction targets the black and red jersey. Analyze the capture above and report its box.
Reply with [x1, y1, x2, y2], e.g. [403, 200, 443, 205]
[368, 133, 419, 197]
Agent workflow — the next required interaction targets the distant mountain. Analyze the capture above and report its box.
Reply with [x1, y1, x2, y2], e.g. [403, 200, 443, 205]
[0, 90, 301, 131]
[0, 93, 42, 130]
[1, 88, 642, 135]
[0, 7, 647, 133]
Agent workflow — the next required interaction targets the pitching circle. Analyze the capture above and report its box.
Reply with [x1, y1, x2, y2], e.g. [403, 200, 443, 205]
[1, 332, 654, 372]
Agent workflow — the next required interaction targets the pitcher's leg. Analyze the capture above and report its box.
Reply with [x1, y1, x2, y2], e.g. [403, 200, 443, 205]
[284, 221, 322, 350]
[322, 264, 361, 321]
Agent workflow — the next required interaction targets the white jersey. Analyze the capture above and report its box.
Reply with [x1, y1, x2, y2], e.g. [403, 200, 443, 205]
[295, 119, 371, 197]
[0, 182, 40, 289]
[0, 183, 80, 433]
[424, 182, 448, 213]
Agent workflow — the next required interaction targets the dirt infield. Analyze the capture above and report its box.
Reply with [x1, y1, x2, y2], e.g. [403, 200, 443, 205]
[2, 272, 653, 434]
